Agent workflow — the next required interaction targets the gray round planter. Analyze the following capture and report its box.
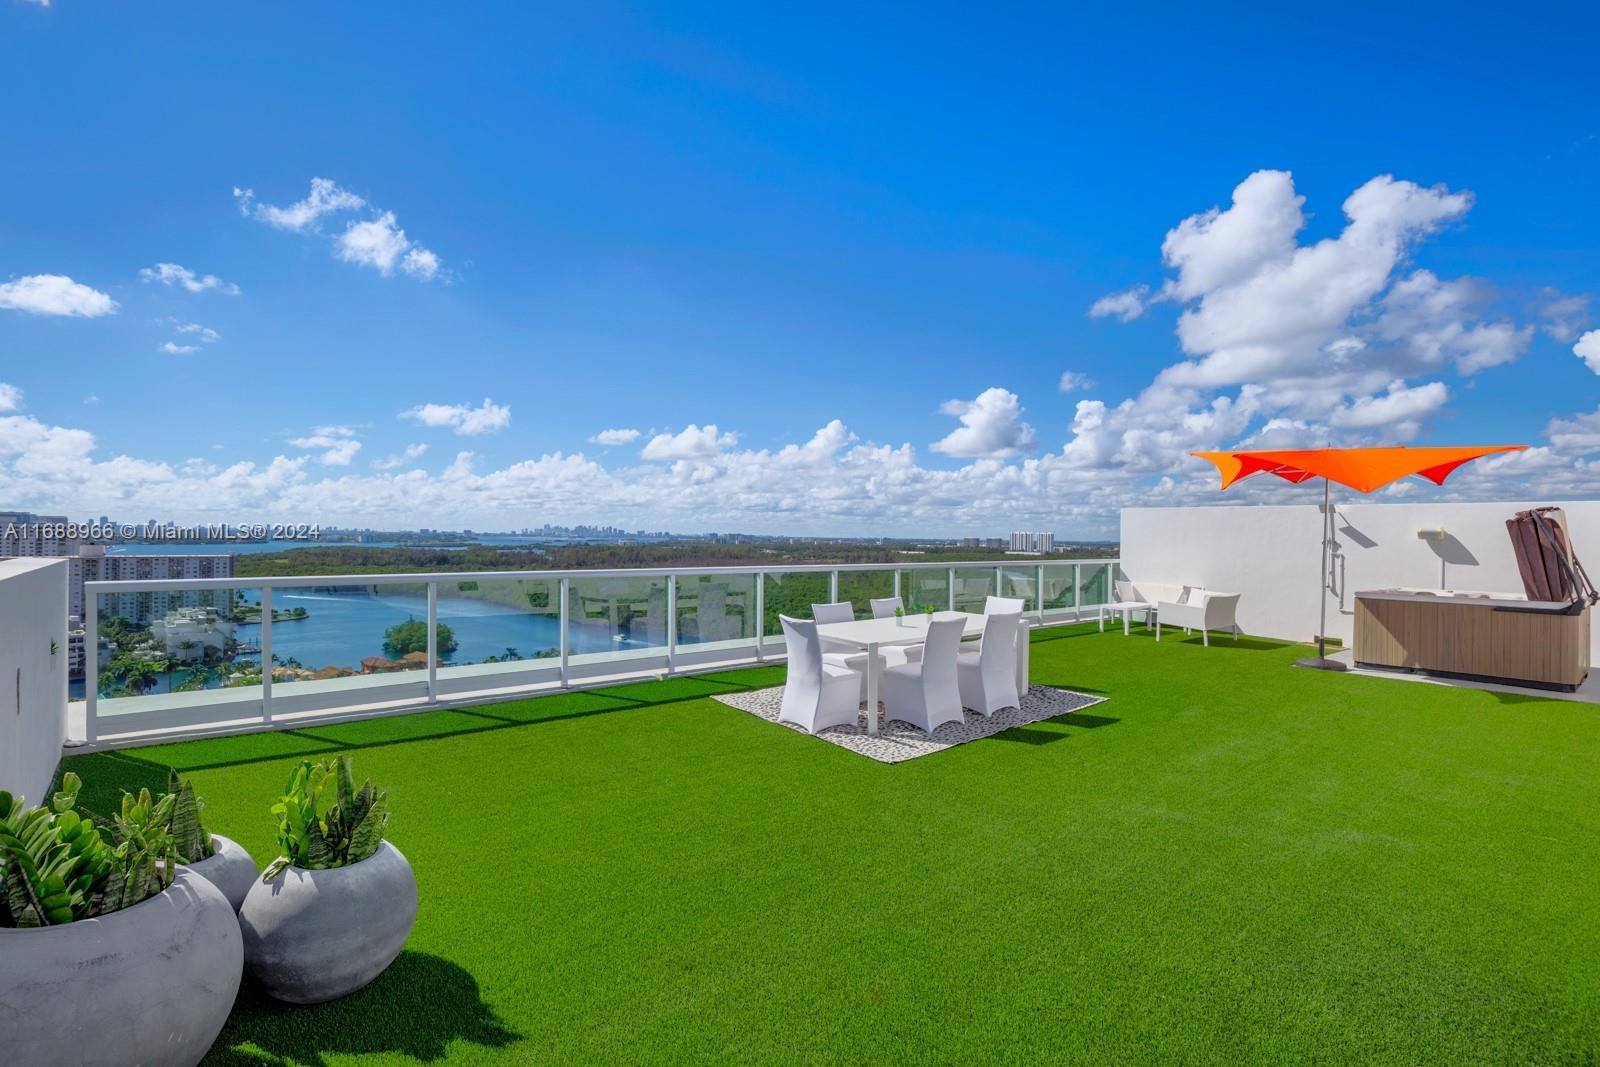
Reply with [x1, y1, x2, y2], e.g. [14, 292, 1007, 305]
[0, 869, 243, 1067]
[181, 833, 258, 913]
[239, 840, 418, 1004]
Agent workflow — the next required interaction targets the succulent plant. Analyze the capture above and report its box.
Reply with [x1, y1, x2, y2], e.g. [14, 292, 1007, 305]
[97, 787, 178, 914]
[0, 774, 115, 927]
[263, 755, 389, 881]
[166, 770, 216, 863]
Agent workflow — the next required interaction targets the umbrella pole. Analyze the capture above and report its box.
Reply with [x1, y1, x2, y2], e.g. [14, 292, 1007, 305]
[1318, 476, 1329, 658]
[1297, 476, 1347, 671]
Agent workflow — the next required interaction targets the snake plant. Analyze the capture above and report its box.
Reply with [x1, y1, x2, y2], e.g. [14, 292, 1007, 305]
[263, 755, 389, 881]
[166, 770, 216, 863]
[0, 773, 217, 927]
[99, 787, 178, 914]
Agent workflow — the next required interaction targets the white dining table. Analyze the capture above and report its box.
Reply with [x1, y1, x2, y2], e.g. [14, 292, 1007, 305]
[814, 611, 987, 734]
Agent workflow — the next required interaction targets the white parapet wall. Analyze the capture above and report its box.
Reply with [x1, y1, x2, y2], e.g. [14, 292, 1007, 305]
[1120, 500, 1600, 658]
[0, 559, 69, 804]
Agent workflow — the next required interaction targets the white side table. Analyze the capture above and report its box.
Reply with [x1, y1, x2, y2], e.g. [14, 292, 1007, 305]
[1099, 600, 1156, 636]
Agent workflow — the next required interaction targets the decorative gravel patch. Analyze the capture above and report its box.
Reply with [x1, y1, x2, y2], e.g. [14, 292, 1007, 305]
[711, 684, 1106, 763]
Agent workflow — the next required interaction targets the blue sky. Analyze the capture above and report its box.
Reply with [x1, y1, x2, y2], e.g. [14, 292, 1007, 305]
[1, 2, 1597, 536]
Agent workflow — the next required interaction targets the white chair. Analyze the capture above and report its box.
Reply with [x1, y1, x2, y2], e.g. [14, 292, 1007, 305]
[778, 616, 863, 734]
[812, 601, 859, 655]
[1155, 592, 1241, 646]
[869, 596, 903, 619]
[881, 617, 967, 733]
[957, 611, 1022, 716]
[981, 595, 1029, 696]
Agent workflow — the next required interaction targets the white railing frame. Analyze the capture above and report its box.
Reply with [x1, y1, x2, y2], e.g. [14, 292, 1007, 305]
[78, 558, 1118, 742]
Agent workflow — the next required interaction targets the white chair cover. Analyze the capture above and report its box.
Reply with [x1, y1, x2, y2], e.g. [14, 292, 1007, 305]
[958, 611, 1022, 716]
[881, 616, 966, 733]
[869, 596, 904, 619]
[778, 615, 863, 734]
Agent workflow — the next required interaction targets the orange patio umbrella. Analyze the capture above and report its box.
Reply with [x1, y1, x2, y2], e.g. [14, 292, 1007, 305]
[1188, 445, 1526, 668]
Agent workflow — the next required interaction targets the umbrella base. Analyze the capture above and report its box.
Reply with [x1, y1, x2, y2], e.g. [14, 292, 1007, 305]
[1295, 656, 1348, 672]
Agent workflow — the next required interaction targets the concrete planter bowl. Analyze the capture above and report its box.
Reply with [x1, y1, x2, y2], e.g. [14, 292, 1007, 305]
[0, 869, 244, 1067]
[181, 833, 258, 912]
[240, 840, 418, 1004]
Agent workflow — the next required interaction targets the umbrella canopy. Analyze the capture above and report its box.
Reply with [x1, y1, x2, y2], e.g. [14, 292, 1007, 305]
[1190, 445, 1526, 494]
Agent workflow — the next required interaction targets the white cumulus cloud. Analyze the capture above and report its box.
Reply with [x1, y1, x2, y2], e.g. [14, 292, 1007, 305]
[1327, 380, 1449, 437]
[0, 384, 20, 412]
[403, 398, 510, 436]
[139, 263, 240, 295]
[931, 387, 1037, 458]
[641, 424, 740, 461]
[0, 274, 117, 317]
[288, 425, 362, 467]
[589, 428, 642, 446]
[371, 443, 429, 470]
[237, 177, 442, 281]
[234, 178, 365, 232]
[160, 342, 198, 354]
[1072, 170, 1551, 479]
[1088, 285, 1151, 322]
[337, 213, 440, 280]
[1575, 330, 1600, 375]
[172, 321, 220, 343]
[1058, 371, 1094, 392]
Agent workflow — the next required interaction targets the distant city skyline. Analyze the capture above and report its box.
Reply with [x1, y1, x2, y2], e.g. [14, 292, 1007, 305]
[1, 4, 1596, 536]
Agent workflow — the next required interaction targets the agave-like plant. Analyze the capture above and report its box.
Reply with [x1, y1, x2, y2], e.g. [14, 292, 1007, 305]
[0, 774, 115, 927]
[263, 755, 389, 881]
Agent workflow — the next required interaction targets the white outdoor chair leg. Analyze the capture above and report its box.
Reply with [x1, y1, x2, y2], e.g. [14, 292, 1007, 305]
[1202, 629, 1209, 647]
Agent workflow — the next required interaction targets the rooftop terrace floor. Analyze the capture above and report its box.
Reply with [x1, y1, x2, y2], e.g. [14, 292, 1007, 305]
[62, 623, 1600, 1065]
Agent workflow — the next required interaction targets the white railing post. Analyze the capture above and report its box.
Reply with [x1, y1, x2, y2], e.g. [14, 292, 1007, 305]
[829, 569, 839, 603]
[994, 564, 1003, 604]
[1105, 562, 1115, 608]
[1036, 564, 1045, 619]
[665, 575, 677, 675]
[559, 577, 570, 686]
[426, 582, 438, 703]
[947, 567, 955, 611]
[1073, 563, 1083, 620]
[83, 587, 97, 744]
[260, 586, 273, 724]
[893, 569, 901, 601]
[754, 571, 765, 662]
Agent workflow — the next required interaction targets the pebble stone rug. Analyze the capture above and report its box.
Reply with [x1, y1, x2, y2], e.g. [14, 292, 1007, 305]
[712, 684, 1106, 764]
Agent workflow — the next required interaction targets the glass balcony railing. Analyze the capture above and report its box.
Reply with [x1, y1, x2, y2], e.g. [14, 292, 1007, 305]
[899, 567, 949, 613]
[568, 573, 670, 666]
[761, 570, 831, 635]
[835, 569, 895, 619]
[951, 567, 995, 613]
[674, 572, 758, 652]
[76, 557, 1119, 743]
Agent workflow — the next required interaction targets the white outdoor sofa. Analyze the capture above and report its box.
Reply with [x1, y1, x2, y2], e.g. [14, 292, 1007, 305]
[1115, 580, 1242, 647]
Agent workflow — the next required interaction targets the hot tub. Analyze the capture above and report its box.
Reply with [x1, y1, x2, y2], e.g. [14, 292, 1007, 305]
[1353, 588, 1590, 692]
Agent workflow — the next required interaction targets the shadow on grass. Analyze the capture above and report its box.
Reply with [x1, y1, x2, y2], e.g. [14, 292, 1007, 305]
[992, 726, 1071, 746]
[57, 749, 174, 823]
[72, 672, 779, 777]
[1059, 712, 1120, 729]
[204, 950, 520, 1066]
[1150, 634, 1287, 652]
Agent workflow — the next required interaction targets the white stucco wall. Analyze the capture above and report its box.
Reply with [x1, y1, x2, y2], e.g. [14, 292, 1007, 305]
[1120, 501, 1600, 658]
[0, 559, 68, 804]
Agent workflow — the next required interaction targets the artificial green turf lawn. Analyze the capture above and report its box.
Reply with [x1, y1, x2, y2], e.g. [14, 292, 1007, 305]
[60, 624, 1600, 1066]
